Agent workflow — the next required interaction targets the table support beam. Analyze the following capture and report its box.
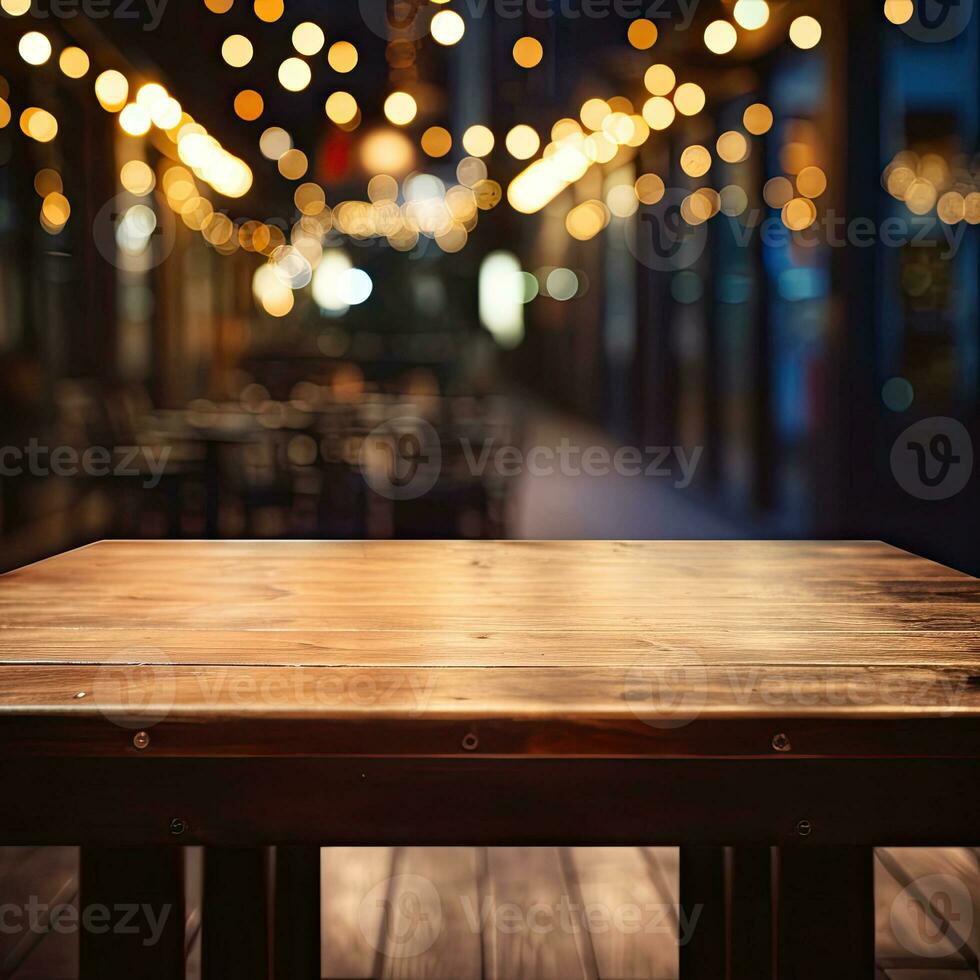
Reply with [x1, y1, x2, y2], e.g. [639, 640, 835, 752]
[78, 846, 184, 980]
[202, 846, 270, 980]
[776, 846, 875, 980]
[273, 845, 321, 980]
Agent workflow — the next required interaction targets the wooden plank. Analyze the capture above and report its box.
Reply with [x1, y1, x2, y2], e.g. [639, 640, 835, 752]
[679, 848, 725, 980]
[1, 665, 979, 761]
[0, 541, 975, 638]
[272, 846, 320, 980]
[1, 758, 979, 848]
[78, 847, 184, 980]
[728, 847, 774, 980]
[201, 847, 268, 980]
[481, 847, 593, 979]
[0, 628, 977, 668]
[776, 847, 875, 980]
[320, 848, 395, 980]
[378, 847, 482, 979]
[568, 847, 679, 979]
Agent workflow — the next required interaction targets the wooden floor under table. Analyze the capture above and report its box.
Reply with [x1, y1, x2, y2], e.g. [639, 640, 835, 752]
[2, 845, 979, 979]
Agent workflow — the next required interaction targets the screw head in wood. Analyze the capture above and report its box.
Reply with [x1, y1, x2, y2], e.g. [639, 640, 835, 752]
[461, 732, 479, 751]
[771, 732, 792, 753]
[169, 818, 188, 836]
[796, 819, 813, 837]
[133, 730, 150, 750]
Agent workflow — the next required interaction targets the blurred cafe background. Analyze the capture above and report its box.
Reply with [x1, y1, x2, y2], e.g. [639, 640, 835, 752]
[0, 0, 977, 575]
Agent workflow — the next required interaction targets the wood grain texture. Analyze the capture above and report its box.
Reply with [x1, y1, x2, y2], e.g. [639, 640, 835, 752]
[0, 540, 976, 757]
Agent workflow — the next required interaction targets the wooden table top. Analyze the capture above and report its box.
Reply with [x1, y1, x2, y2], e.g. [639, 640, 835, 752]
[0, 539, 977, 758]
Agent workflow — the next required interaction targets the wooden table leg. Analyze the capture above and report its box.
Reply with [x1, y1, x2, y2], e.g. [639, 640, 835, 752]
[729, 846, 774, 980]
[776, 846, 875, 980]
[78, 847, 185, 980]
[273, 845, 321, 980]
[679, 846, 727, 979]
[202, 846, 270, 980]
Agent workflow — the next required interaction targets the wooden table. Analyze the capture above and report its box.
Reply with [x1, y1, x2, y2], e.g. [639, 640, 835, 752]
[0, 539, 977, 979]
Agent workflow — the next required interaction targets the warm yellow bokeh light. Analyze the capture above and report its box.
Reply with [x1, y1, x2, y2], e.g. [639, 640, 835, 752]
[937, 191, 966, 224]
[279, 57, 312, 92]
[431, 9, 465, 45]
[295, 182, 326, 215]
[635, 173, 665, 205]
[642, 96, 675, 130]
[204, 0, 234, 11]
[59, 47, 90, 78]
[580, 98, 611, 131]
[789, 15, 822, 49]
[361, 128, 414, 174]
[278, 148, 308, 180]
[717, 131, 749, 164]
[644, 64, 676, 96]
[1, 0, 31, 14]
[733, 0, 770, 30]
[566, 200, 609, 241]
[222, 35, 253, 67]
[0, 99, 10, 130]
[513, 36, 543, 68]
[462, 124, 494, 157]
[42, 192, 70, 225]
[119, 103, 152, 136]
[34, 169, 62, 196]
[607, 184, 639, 218]
[384, 91, 418, 126]
[883, 0, 914, 24]
[253, 0, 283, 22]
[120, 160, 156, 195]
[136, 83, 168, 112]
[782, 196, 817, 230]
[673, 82, 705, 116]
[234, 90, 264, 121]
[743, 102, 773, 135]
[259, 126, 292, 159]
[19, 32, 52, 66]
[367, 174, 398, 203]
[325, 91, 358, 126]
[95, 71, 129, 112]
[22, 108, 58, 142]
[328, 42, 359, 73]
[505, 124, 540, 160]
[796, 165, 827, 199]
[628, 18, 658, 49]
[704, 20, 737, 54]
[763, 176, 794, 208]
[293, 22, 324, 55]
[680, 145, 712, 178]
[422, 126, 452, 157]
